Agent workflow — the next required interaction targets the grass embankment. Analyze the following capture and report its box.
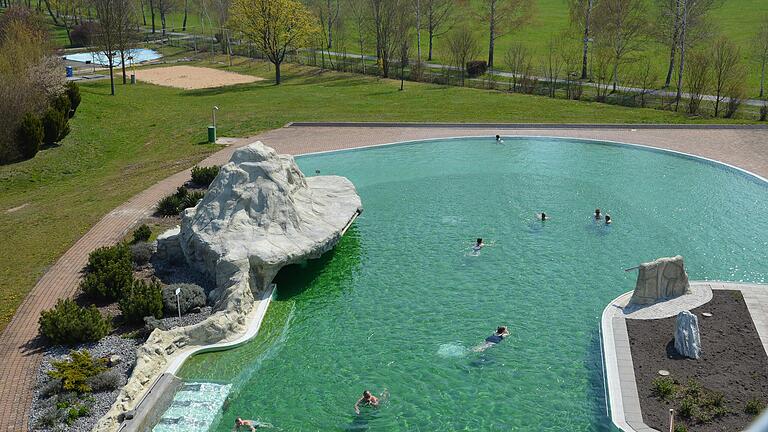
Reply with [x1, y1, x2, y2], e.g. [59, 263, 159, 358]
[0, 57, 755, 333]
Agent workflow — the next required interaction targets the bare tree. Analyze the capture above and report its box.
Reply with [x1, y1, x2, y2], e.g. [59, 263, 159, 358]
[592, 0, 646, 92]
[543, 37, 563, 97]
[346, 0, 367, 73]
[371, 0, 411, 78]
[627, 57, 657, 107]
[724, 76, 746, 118]
[673, 0, 718, 109]
[503, 42, 530, 91]
[94, 0, 127, 95]
[568, 0, 597, 79]
[753, 16, 768, 98]
[592, 46, 613, 101]
[48, 0, 80, 44]
[684, 50, 710, 115]
[710, 36, 741, 117]
[155, 0, 175, 36]
[115, 0, 137, 84]
[655, 0, 716, 89]
[311, 0, 340, 50]
[445, 25, 479, 86]
[476, 0, 534, 71]
[425, 0, 453, 61]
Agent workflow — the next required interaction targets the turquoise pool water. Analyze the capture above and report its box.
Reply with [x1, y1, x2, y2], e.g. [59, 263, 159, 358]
[176, 137, 768, 431]
[64, 48, 161, 66]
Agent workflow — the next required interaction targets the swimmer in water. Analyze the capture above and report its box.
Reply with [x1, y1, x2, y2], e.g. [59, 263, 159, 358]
[354, 390, 380, 415]
[496, 135, 504, 143]
[472, 238, 484, 252]
[605, 214, 612, 225]
[594, 208, 602, 220]
[537, 212, 549, 221]
[234, 418, 256, 431]
[473, 326, 510, 352]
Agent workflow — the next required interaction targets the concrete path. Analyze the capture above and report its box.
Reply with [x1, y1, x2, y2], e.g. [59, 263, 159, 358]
[1, 124, 767, 431]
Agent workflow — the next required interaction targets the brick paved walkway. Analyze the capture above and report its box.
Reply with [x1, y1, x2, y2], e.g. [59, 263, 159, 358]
[1, 125, 767, 431]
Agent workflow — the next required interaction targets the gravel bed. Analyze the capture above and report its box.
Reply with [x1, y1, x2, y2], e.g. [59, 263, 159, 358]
[29, 336, 139, 432]
[156, 305, 213, 329]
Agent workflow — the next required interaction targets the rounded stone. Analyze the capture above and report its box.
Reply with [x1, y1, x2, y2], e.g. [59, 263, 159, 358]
[702, 312, 713, 317]
[658, 370, 670, 376]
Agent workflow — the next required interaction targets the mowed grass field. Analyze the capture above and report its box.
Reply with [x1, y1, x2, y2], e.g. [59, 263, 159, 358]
[0, 57, 757, 333]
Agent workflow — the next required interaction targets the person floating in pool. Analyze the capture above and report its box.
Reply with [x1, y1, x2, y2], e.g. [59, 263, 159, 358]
[594, 208, 602, 220]
[495, 135, 504, 143]
[472, 238, 485, 252]
[234, 417, 256, 431]
[473, 326, 510, 352]
[537, 212, 549, 221]
[354, 390, 380, 415]
[605, 214, 612, 225]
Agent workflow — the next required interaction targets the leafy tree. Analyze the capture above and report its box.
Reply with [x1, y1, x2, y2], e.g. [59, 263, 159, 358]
[232, 0, 318, 84]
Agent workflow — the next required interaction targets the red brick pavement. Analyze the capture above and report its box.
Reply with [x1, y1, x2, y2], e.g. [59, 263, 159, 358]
[2, 125, 767, 432]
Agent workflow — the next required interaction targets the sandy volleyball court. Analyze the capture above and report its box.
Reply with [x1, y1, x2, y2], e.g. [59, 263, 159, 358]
[136, 65, 263, 89]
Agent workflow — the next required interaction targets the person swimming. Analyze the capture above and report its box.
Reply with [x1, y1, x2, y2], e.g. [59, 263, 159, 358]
[473, 326, 510, 352]
[234, 417, 256, 431]
[354, 390, 380, 415]
[537, 212, 549, 221]
[472, 238, 484, 252]
[496, 135, 504, 143]
[605, 214, 612, 225]
[594, 208, 602, 220]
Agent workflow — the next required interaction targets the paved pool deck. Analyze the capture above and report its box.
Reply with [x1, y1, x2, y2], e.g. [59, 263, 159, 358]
[1, 124, 767, 431]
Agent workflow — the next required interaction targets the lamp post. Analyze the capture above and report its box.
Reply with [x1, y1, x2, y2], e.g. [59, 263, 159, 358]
[212, 106, 219, 129]
[208, 106, 219, 144]
[175, 287, 181, 319]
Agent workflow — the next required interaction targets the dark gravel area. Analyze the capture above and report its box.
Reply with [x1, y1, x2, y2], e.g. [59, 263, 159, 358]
[627, 290, 768, 432]
[29, 336, 138, 432]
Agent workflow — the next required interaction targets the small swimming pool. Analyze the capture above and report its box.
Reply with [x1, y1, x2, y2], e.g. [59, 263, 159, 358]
[171, 137, 768, 431]
[64, 48, 161, 66]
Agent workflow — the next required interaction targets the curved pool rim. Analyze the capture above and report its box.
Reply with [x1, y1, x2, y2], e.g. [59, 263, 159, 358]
[295, 135, 768, 186]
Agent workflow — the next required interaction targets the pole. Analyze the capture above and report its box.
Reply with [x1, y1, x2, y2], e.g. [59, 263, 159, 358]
[175, 287, 181, 319]
[669, 409, 675, 432]
[212, 106, 218, 129]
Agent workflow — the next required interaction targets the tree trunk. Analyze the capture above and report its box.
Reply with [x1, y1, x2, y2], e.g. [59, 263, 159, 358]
[761, 59, 766, 99]
[674, 0, 688, 110]
[664, 41, 677, 88]
[416, 0, 422, 62]
[612, 60, 618, 92]
[121, 51, 127, 84]
[428, 30, 434, 61]
[108, 60, 115, 95]
[43, 0, 60, 26]
[161, 10, 166, 36]
[327, 0, 333, 49]
[275, 61, 281, 84]
[140, 0, 146, 25]
[488, 1, 496, 69]
[182, 0, 188, 31]
[149, 0, 156, 33]
[581, 0, 592, 79]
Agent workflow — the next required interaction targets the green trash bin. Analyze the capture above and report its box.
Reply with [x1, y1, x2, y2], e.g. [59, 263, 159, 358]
[207, 126, 216, 143]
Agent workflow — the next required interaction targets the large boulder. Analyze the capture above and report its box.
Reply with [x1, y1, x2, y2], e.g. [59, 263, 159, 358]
[629, 255, 690, 306]
[674, 310, 702, 359]
[179, 142, 362, 292]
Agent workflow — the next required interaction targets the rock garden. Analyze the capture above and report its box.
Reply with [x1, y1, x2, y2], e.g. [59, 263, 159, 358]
[28, 165, 221, 432]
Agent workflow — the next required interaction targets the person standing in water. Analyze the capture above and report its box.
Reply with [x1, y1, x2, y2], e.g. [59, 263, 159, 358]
[354, 390, 380, 414]
[473, 326, 510, 352]
[472, 238, 485, 252]
[594, 208, 602, 220]
[496, 135, 504, 143]
[537, 212, 549, 221]
[605, 214, 612, 225]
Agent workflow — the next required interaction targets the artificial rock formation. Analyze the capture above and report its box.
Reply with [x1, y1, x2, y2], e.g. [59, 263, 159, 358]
[95, 142, 361, 431]
[628, 255, 690, 306]
[674, 310, 702, 359]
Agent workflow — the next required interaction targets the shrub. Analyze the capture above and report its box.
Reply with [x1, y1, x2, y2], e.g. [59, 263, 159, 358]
[66, 403, 89, 425]
[69, 21, 96, 47]
[156, 194, 183, 216]
[35, 406, 64, 429]
[746, 398, 765, 415]
[80, 244, 134, 300]
[191, 165, 220, 187]
[466, 60, 488, 78]
[119, 279, 163, 324]
[674, 424, 688, 432]
[651, 377, 675, 400]
[48, 350, 107, 393]
[39, 378, 62, 398]
[85, 369, 122, 392]
[65, 82, 82, 118]
[162, 283, 206, 315]
[39, 299, 111, 345]
[16, 112, 43, 159]
[130, 242, 154, 267]
[679, 396, 697, 419]
[132, 224, 152, 243]
[42, 107, 68, 145]
[181, 190, 205, 210]
[761, 102, 768, 122]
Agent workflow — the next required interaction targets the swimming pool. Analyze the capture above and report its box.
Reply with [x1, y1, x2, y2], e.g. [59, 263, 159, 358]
[63, 48, 161, 66]
[172, 137, 768, 431]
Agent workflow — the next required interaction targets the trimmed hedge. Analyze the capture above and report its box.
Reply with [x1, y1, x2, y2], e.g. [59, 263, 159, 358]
[162, 283, 206, 315]
[80, 243, 134, 300]
[119, 279, 163, 324]
[191, 165, 220, 187]
[39, 299, 111, 345]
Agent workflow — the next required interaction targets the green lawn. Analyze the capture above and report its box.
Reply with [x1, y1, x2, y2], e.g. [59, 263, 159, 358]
[0, 58, 756, 332]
